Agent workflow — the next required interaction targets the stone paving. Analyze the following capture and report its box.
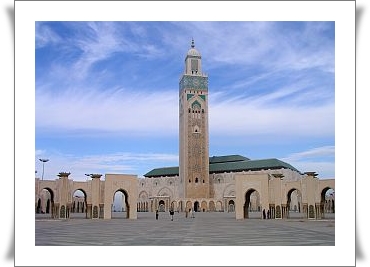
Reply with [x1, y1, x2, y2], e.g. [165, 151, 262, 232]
[35, 211, 335, 246]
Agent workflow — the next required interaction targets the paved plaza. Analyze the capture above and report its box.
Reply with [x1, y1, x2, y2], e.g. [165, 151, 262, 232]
[35, 211, 335, 246]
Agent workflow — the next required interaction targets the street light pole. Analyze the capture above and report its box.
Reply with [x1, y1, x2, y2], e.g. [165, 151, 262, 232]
[39, 158, 49, 180]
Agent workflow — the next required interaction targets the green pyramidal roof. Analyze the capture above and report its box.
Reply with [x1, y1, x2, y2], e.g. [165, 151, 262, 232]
[143, 155, 300, 177]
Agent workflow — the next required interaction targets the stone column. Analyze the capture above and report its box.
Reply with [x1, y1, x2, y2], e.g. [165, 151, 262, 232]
[90, 174, 102, 219]
[303, 203, 308, 218]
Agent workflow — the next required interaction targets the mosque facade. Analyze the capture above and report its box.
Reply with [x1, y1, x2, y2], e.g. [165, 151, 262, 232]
[35, 41, 335, 220]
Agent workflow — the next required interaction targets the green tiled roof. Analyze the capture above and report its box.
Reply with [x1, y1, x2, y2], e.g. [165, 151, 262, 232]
[144, 166, 179, 177]
[209, 158, 300, 173]
[143, 155, 300, 177]
[209, 155, 249, 164]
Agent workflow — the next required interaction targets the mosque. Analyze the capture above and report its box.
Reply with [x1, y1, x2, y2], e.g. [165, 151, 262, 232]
[35, 40, 335, 220]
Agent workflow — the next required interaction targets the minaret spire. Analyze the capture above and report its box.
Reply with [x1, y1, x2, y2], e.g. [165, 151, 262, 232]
[179, 41, 209, 200]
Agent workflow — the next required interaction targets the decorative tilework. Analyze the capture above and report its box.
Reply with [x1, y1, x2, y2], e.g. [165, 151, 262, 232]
[180, 75, 208, 90]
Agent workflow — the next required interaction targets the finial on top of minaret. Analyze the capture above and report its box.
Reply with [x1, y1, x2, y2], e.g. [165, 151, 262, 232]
[191, 38, 195, 48]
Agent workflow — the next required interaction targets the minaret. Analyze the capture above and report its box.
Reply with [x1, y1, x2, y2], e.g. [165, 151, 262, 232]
[179, 39, 210, 200]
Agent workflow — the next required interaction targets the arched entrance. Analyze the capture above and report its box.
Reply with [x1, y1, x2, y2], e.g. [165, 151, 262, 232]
[159, 200, 165, 212]
[228, 200, 235, 212]
[201, 201, 207, 212]
[194, 201, 199, 212]
[286, 188, 303, 219]
[70, 189, 87, 219]
[111, 190, 129, 219]
[320, 187, 335, 219]
[36, 188, 55, 219]
[243, 189, 260, 219]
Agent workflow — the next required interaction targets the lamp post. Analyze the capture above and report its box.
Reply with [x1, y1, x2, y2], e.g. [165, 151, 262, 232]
[39, 158, 49, 180]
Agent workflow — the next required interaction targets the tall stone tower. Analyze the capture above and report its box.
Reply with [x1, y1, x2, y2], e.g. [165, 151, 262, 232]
[179, 39, 210, 200]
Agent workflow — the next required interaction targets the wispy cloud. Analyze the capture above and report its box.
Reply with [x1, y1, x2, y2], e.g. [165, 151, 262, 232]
[35, 23, 62, 48]
[282, 146, 335, 161]
[281, 146, 335, 178]
[35, 21, 335, 178]
[36, 83, 334, 140]
[209, 90, 334, 138]
[36, 86, 179, 136]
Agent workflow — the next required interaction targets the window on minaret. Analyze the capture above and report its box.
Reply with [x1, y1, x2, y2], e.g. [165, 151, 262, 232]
[191, 59, 198, 73]
[195, 177, 199, 183]
[191, 102, 201, 119]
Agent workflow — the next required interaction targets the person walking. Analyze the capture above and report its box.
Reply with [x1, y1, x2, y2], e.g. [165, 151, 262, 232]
[170, 209, 174, 221]
[263, 209, 266, 219]
[155, 210, 159, 220]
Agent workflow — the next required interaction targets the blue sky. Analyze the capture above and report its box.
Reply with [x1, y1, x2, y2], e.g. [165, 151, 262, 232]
[35, 21, 335, 181]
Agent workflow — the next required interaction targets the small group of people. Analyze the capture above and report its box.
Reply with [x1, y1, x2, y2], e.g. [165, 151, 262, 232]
[185, 208, 195, 218]
[155, 209, 175, 221]
[156, 208, 198, 221]
[262, 209, 271, 219]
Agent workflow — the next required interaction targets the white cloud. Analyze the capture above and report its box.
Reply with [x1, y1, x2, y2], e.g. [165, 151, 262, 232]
[282, 146, 335, 161]
[36, 87, 179, 136]
[281, 146, 335, 178]
[171, 21, 334, 75]
[35, 23, 61, 48]
[36, 84, 334, 140]
[35, 21, 335, 179]
[209, 94, 334, 138]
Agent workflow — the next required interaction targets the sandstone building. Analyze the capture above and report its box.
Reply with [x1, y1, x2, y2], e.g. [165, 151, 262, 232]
[35, 40, 335, 220]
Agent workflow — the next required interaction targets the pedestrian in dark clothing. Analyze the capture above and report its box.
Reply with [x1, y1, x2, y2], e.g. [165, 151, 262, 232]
[263, 209, 266, 219]
[170, 209, 174, 221]
[267, 210, 270, 219]
[155, 210, 159, 220]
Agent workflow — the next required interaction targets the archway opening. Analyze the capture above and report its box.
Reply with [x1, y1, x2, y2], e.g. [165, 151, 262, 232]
[111, 190, 129, 219]
[137, 191, 149, 212]
[70, 189, 87, 219]
[194, 201, 199, 212]
[159, 200, 165, 212]
[35, 188, 54, 219]
[286, 188, 303, 219]
[201, 201, 207, 212]
[228, 200, 235, 212]
[321, 187, 335, 219]
[243, 189, 260, 219]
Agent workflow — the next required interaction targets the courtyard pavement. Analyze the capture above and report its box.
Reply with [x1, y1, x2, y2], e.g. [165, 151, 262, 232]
[35, 211, 335, 246]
